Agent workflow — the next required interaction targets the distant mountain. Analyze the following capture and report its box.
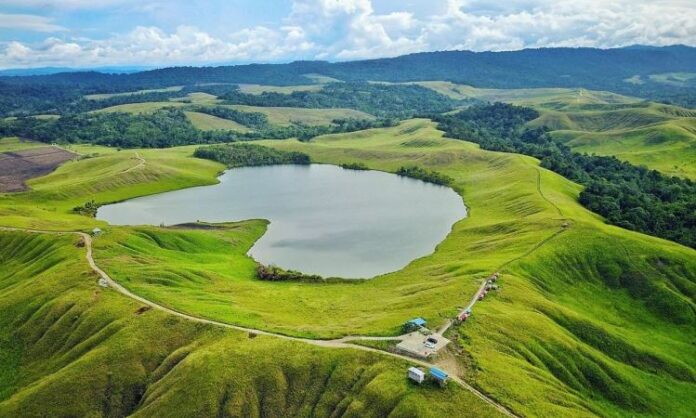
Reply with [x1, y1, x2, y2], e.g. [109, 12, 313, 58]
[0, 66, 152, 76]
[1, 46, 695, 103]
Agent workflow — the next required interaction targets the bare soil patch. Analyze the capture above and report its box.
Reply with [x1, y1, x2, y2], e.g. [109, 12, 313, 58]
[0, 146, 75, 192]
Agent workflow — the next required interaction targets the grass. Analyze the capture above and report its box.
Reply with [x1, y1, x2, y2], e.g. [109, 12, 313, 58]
[530, 103, 696, 179]
[411, 80, 696, 179]
[92, 101, 186, 114]
[0, 137, 45, 153]
[0, 119, 694, 416]
[237, 84, 323, 95]
[84, 86, 183, 100]
[0, 231, 498, 417]
[224, 105, 375, 126]
[184, 111, 251, 132]
[407, 81, 639, 110]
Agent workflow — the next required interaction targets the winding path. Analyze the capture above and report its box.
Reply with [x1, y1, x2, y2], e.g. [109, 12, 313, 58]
[122, 152, 146, 173]
[0, 226, 518, 417]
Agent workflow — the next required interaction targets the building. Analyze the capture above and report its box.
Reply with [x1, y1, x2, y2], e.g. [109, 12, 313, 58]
[407, 367, 425, 384]
[402, 317, 427, 333]
[430, 367, 449, 386]
[91, 227, 102, 236]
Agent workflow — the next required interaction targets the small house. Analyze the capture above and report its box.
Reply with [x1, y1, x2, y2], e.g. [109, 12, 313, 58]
[430, 367, 449, 387]
[403, 317, 427, 333]
[408, 367, 425, 384]
[91, 228, 102, 236]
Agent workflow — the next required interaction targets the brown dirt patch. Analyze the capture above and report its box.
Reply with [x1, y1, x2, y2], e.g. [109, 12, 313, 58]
[0, 146, 75, 192]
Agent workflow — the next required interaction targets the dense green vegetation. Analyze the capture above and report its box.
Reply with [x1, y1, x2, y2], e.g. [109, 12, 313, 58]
[193, 143, 310, 168]
[340, 162, 369, 170]
[395, 166, 454, 186]
[434, 103, 696, 248]
[0, 107, 239, 148]
[3, 46, 696, 114]
[256, 264, 325, 282]
[189, 105, 269, 129]
[219, 82, 458, 118]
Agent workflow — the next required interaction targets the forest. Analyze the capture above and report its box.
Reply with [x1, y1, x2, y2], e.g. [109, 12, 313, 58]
[434, 103, 696, 248]
[193, 143, 310, 168]
[2, 46, 696, 110]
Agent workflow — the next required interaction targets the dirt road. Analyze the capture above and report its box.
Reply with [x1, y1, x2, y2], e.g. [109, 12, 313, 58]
[0, 226, 518, 417]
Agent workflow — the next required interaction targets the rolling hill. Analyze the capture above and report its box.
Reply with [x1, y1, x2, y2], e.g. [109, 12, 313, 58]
[1, 120, 693, 416]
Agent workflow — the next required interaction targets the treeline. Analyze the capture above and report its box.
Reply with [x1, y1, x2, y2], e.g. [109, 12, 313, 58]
[218, 82, 458, 118]
[256, 264, 324, 282]
[396, 166, 454, 186]
[193, 143, 310, 168]
[434, 103, 696, 248]
[0, 106, 399, 147]
[0, 108, 240, 148]
[340, 162, 369, 170]
[190, 105, 268, 129]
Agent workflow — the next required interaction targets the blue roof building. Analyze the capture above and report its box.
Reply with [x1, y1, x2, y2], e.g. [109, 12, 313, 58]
[430, 367, 449, 386]
[408, 318, 426, 327]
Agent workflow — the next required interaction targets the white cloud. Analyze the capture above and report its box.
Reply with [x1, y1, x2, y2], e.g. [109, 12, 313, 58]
[0, 13, 65, 32]
[1, 0, 695, 68]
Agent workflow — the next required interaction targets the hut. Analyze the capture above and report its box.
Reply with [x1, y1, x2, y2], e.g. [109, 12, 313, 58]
[402, 317, 427, 333]
[91, 228, 102, 236]
[407, 367, 425, 384]
[429, 367, 449, 386]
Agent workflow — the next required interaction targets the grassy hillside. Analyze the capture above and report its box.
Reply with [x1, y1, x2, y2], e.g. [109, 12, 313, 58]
[93, 101, 186, 114]
[224, 105, 375, 126]
[0, 231, 498, 417]
[238, 83, 323, 95]
[411, 81, 696, 179]
[184, 111, 251, 132]
[530, 103, 696, 179]
[1, 120, 694, 416]
[410, 81, 638, 110]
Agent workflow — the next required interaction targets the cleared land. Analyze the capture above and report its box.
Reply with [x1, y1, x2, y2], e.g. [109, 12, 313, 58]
[0, 146, 75, 192]
[184, 111, 251, 132]
[92, 101, 186, 114]
[412, 81, 696, 178]
[530, 103, 696, 179]
[225, 104, 375, 126]
[237, 83, 323, 95]
[0, 119, 694, 417]
[84, 86, 183, 100]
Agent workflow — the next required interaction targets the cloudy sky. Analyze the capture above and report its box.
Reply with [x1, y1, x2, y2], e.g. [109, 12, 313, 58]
[0, 0, 695, 69]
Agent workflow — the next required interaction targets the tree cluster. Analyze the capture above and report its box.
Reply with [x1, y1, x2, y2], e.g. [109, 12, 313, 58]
[193, 143, 310, 168]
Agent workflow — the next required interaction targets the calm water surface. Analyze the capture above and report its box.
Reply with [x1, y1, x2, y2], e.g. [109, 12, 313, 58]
[97, 164, 467, 278]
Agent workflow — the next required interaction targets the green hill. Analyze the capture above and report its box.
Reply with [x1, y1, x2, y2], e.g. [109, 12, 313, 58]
[530, 103, 696, 179]
[0, 231, 498, 417]
[1, 119, 693, 416]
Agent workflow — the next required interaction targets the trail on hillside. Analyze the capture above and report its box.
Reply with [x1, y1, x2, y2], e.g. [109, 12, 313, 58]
[121, 152, 145, 173]
[0, 226, 519, 418]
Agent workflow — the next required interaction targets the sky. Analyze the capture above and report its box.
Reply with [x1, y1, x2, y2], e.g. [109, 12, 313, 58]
[0, 0, 695, 69]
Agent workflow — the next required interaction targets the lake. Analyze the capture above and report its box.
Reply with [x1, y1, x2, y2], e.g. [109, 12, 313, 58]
[97, 164, 467, 278]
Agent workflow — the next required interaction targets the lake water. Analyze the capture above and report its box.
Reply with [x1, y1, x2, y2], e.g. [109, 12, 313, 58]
[97, 164, 467, 278]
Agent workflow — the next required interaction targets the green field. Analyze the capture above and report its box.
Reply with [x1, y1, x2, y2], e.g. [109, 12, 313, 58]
[84, 86, 184, 100]
[224, 105, 375, 126]
[93, 101, 186, 114]
[0, 137, 45, 152]
[238, 83, 323, 95]
[184, 111, 251, 132]
[410, 81, 696, 179]
[1, 119, 693, 416]
[530, 103, 696, 179]
[0, 231, 498, 417]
